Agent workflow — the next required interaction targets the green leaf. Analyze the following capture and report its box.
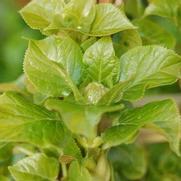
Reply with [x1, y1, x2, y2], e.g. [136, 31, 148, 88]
[145, 0, 181, 25]
[133, 18, 176, 48]
[103, 99, 181, 155]
[109, 144, 147, 180]
[90, 4, 135, 36]
[83, 37, 119, 87]
[0, 92, 81, 160]
[119, 45, 181, 101]
[9, 153, 59, 181]
[24, 36, 83, 101]
[68, 161, 92, 181]
[45, 98, 123, 139]
[20, 0, 64, 31]
[112, 29, 142, 57]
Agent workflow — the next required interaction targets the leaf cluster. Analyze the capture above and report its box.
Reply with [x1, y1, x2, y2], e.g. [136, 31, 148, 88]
[0, 0, 181, 180]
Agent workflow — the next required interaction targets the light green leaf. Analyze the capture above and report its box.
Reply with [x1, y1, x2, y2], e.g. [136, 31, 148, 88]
[45, 98, 123, 139]
[145, 0, 181, 25]
[133, 18, 176, 48]
[109, 144, 147, 180]
[112, 29, 142, 57]
[68, 161, 92, 181]
[33, 36, 83, 85]
[24, 36, 83, 101]
[103, 99, 181, 155]
[90, 4, 135, 36]
[0, 92, 81, 159]
[9, 154, 59, 181]
[83, 37, 119, 87]
[119, 45, 181, 101]
[20, 0, 64, 31]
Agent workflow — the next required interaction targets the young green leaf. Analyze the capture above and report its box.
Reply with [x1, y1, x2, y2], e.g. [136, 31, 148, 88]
[83, 37, 119, 87]
[83, 82, 108, 105]
[68, 161, 92, 181]
[0, 92, 81, 159]
[90, 4, 135, 36]
[9, 154, 59, 181]
[133, 18, 176, 49]
[103, 99, 181, 155]
[109, 144, 147, 180]
[20, 0, 65, 31]
[119, 45, 181, 101]
[24, 36, 83, 100]
[45, 98, 123, 139]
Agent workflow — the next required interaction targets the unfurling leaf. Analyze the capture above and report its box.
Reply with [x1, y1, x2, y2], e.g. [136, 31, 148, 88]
[103, 99, 181, 155]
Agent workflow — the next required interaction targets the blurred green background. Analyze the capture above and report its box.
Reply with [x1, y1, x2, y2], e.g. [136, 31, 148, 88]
[0, 0, 41, 83]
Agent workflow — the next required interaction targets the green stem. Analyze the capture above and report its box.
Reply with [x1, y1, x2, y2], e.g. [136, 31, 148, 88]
[62, 163, 67, 178]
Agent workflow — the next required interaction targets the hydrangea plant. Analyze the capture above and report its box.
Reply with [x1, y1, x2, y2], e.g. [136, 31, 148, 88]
[0, 0, 181, 180]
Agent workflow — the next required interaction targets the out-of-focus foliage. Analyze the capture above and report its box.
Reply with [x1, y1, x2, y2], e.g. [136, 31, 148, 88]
[0, 0, 41, 82]
[109, 143, 181, 181]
